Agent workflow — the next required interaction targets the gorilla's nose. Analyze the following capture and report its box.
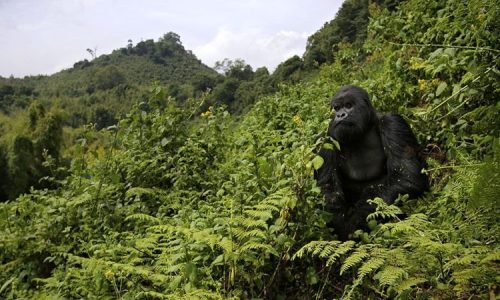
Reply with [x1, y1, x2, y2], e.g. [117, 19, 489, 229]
[336, 111, 347, 121]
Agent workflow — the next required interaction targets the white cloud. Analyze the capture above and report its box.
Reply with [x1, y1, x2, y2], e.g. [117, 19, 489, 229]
[0, 0, 341, 77]
[194, 28, 310, 71]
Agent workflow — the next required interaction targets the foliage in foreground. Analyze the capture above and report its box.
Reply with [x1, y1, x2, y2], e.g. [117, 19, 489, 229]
[1, 0, 499, 298]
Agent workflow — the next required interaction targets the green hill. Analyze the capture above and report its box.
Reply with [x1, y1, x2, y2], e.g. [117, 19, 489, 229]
[0, 32, 220, 120]
[36, 32, 218, 97]
[0, 0, 499, 298]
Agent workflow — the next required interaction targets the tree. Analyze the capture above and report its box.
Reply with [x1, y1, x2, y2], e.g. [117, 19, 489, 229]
[34, 112, 64, 160]
[211, 78, 240, 107]
[135, 39, 155, 55]
[6, 135, 37, 199]
[192, 74, 219, 94]
[214, 59, 254, 81]
[92, 106, 117, 130]
[0, 145, 8, 201]
[86, 47, 98, 60]
[28, 101, 46, 130]
[303, 0, 372, 68]
[94, 66, 126, 90]
[272, 55, 304, 83]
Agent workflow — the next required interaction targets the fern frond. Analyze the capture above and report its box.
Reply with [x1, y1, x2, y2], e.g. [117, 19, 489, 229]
[480, 250, 500, 263]
[375, 265, 407, 287]
[218, 237, 235, 254]
[367, 198, 402, 220]
[136, 291, 169, 299]
[253, 203, 280, 213]
[293, 241, 333, 259]
[166, 289, 225, 300]
[394, 277, 427, 294]
[240, 229, 267, 240]
[192, 230, 220, 249]
[357, 257, 385, 280]
[326, 241, 355, 266]
[126, 213, 161, 224]
[311, 242, 329, 256]
[319, 243, 337, 258]
[233, 216, 267, 229]
[232, 227, 248, 239]
[66, 192, 93, 207]
[244, 209, 273, 220]
[149, 224, 190, 236]
[340, 249, 369, 275]
[452, 268, 478, 286]
[239, 242, 279, 256]
[126, 187, 158, 198]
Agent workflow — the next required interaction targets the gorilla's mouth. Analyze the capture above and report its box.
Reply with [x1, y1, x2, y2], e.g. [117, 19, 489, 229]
[334, 120, 354, 127]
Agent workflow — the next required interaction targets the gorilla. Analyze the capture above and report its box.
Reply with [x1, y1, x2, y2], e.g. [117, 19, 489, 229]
[315, 85, 429, 240]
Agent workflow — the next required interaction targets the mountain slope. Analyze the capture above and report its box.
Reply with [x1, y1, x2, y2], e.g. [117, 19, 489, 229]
[36, 32, 218, 97]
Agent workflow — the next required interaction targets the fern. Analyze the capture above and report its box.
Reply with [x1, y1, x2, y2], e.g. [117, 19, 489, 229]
[136, 291, 169, 299]
[340, 248, 370, 275]
[394, 277, 427, 294]
[166, 289, 227, 300]
[293, 241, 337, 259]
[480, 250, 500, 263]
[293, 240, 356, 267]
[236, 229, 267, 240]
[244, 209, 273, 220]
[366, 198, 402, 221]
[318, 243, 337, 259]
[239, 242, 279, 256]
[126, 213, 161, 224]
[375, 265, 407, 287]
[357, 257, 386, 280]
[232, 216, 267, 230]
[217, 237, 235, 254]
[253, 203, 280, 213]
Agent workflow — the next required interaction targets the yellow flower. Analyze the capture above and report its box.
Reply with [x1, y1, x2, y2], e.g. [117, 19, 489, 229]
[409, 57, 427, 70]
[105, 270, 115, 281]
[201, 107, 213, 118]
[293, 115, 303, 126]
[477, 12, 486, 23]
[418, 79, 427, 91]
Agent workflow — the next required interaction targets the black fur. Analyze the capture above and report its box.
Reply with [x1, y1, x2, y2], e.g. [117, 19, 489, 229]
[316, 85, 429, 239]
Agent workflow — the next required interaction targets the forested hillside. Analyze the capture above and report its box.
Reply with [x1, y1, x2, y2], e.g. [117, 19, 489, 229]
[0, 33, 279, 201]
[0, 0, 499, 299]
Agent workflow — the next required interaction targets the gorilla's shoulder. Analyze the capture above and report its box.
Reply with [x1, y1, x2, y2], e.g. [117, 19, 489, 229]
[378, 113, 419, 149]
[379, 113, 407, 127]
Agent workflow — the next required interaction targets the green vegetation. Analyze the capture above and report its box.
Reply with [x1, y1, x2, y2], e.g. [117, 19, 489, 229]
[0, 0, 499, 298]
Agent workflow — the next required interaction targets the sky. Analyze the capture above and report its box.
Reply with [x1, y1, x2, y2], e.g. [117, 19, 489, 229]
[0, 0, 343, 78]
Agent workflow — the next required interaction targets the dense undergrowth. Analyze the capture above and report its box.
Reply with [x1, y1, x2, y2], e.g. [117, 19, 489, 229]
[1, 0, 499, 299]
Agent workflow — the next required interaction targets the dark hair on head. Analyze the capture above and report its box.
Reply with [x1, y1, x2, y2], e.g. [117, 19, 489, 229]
[333, 85, 372, 106]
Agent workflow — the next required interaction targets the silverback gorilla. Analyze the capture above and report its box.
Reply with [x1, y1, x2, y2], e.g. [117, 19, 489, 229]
[315, 85, 429, 240]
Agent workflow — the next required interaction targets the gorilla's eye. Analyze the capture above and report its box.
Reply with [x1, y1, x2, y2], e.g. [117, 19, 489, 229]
[333, 105, 340, 111]
[345, 102, 352, 109]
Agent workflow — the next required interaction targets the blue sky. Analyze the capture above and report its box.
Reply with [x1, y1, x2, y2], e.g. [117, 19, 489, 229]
[0, 0, 342, 77]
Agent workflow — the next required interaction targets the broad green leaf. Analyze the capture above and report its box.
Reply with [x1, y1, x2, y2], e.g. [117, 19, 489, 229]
[323, 143, 334, 150]
[436, 82, 448, 96]
[311, 155, 324, 170]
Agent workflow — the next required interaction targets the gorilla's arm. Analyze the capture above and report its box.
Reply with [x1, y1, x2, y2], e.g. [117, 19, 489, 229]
[315, 147, 349, 239]
[372, 114, 429, 203]
[315, 148, 344, 206]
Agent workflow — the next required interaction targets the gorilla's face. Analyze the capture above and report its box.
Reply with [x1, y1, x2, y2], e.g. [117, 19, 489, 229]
[327, 86, 376, 143]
